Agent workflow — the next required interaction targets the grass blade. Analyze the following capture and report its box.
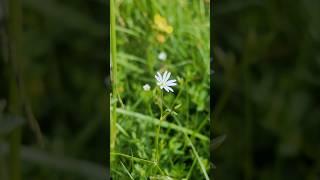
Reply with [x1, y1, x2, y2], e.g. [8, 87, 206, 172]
[120, 161, 134, 180]
[0, 143, 107, 179]
[174, 117, 209, 180]
[186, 136, 210, 180]
[114, 108, 209, 142]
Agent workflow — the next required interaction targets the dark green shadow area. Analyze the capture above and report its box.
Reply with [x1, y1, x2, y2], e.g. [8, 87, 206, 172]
[0, 0, 109, 179]
[213, 0, 320, 179]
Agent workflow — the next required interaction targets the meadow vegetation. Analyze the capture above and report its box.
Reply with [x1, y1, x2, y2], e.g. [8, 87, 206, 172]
[110, 0, 210, 179]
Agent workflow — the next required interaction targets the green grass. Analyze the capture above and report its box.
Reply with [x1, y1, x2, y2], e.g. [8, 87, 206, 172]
[110, 0, 210, 179]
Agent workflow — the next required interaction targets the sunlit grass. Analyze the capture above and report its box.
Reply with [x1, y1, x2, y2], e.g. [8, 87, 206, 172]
[110, 0, 210, 179]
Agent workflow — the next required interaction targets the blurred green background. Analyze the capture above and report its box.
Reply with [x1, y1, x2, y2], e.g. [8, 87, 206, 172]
[213, 0, 320, 179]
[0, 0, 108, 179]
[2, 0, 320, 179]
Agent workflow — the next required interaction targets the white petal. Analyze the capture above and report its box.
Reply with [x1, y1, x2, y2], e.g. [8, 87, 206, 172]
[166, 79, 176, 84]
[155, 74, 161, 82]
[164, 72, 171, 82]
[162, 71, 168, 81]
[166, 80, 176, 86]
[163, 86, 170, 92]
[157, 72, 163, 82]
[167, 86, 174, 92]
[167, 82, 177, 86]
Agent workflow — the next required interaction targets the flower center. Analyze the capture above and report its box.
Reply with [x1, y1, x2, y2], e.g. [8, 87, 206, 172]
[158, 82, 166, 87]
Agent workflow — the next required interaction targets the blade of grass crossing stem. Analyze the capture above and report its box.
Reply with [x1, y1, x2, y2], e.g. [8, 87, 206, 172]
[174, 117, 210, 180]
[111, 152, 155, 165]
[114, 108, 209, 142]
[116, 123, 129, 137]
[187, 135, 210, 180]
[186, 158, 197, 179]
[120, 161, 134, 180]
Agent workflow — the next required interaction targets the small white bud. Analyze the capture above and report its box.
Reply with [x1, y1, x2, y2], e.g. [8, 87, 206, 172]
[158, 51, 167, 61]
[143, 84, 151, 91]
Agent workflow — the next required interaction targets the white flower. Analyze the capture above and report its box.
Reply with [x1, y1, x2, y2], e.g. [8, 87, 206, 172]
[143, 84, 151, 91]
[155, 71, 177, 92]
[158, 51, 167, 61]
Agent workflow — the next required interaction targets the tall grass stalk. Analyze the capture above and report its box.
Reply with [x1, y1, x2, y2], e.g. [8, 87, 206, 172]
[155, 90, 163, 163]
[243, 34, 254, 180]
[110, 0, 118, 152]
[7, 0, 23, 179]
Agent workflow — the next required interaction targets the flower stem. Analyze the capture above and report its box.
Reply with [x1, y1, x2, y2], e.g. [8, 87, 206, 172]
[110, 0, 117, 152]
[155, 90, 163, 163]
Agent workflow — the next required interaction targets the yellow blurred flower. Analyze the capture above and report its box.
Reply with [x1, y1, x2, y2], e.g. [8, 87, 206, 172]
[156, 33, 166, 43]
[117, 86, 124, 93]
[154, 14, 173, 34]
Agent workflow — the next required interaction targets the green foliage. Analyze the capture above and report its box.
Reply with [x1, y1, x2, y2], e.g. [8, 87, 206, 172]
[111, 0, 210, 179]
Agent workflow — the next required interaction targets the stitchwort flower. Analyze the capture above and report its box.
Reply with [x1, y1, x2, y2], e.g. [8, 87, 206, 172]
[158, 51, 167, 61]
[143, 84, 151, 91]
[155, 71, 177, 92]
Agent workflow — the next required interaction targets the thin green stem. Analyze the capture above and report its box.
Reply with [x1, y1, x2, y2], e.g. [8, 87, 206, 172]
[111, 152, 156, 165]
[186, 158, 197, 179]
[155, 90, 163, 163]
[174, 116, 210, 180]
[155, 164, 165, 176]
[120, 161, 134, 180]
[111, 152, 166, 176]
